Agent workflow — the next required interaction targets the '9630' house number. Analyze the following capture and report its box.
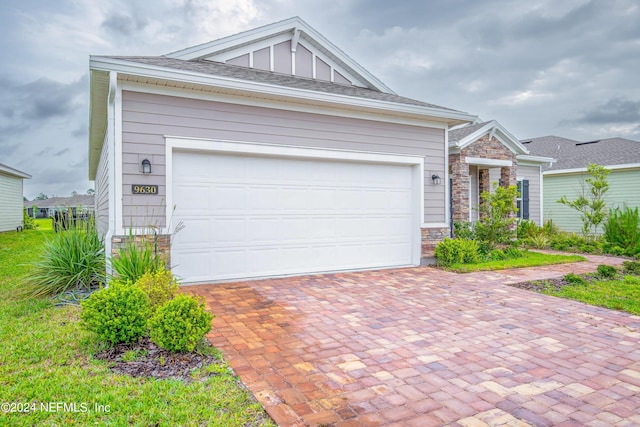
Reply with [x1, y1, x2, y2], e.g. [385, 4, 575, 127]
[132, 184, 158, 194]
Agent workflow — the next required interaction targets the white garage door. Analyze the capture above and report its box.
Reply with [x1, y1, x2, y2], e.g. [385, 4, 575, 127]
[171, 150, 418, 283]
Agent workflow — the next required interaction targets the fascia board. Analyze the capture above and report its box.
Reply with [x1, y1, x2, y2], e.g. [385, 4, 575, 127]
[0, 164, 31, 179]
[517, 154, 556, 164]
[544, 163, 640, 175]
[456, 121, 494, 149]
[165, 17, 300, 60]
[90, 57, 477, 124]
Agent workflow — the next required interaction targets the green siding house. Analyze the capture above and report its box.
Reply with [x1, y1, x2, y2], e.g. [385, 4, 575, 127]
[523, 136, 640, 233]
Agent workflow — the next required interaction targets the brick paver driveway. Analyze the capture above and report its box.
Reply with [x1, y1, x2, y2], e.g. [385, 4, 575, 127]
[189, 256, 640, 426]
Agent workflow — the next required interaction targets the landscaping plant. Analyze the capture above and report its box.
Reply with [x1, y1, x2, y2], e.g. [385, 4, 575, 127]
[473, 184, 519, 251]
[24, 227, 105, 297]
[80, 281, 151, 344]
[111, 231, 164, 283]
[558, 163, 610, 239]
[596, 264, 617, 278]
[148, 294, 213, 352]
[434, 238, 481, 266]
[603, 206, 640, 257]
[23, 208, 38, 230]
[134, 266, 180, 311]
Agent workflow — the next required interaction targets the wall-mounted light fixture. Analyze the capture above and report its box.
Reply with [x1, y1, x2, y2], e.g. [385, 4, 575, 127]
[141, 159, 151, 174]
[431, 173, 441, 185]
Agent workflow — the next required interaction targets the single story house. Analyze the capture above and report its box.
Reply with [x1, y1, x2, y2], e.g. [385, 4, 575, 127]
[25, 195, 95, 218]
[523, 136, 640, 233]
[0, 163, 31, 232]
[90, 17, 555, 284]
[448, 121, 554, 228]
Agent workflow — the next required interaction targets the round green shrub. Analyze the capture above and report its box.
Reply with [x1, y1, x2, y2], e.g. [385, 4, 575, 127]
[435, 238, 480, 267]
[148, 294, 213, 352]
[80, 281, 150, 344]
[134, 266, 179, 311]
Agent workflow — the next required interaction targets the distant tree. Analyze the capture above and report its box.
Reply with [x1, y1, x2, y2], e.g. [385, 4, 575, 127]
[87, 188, 95, 195]
[23, 196, 27, 202]
[71, 191, 78, 196]
[35, 193, 48, 200]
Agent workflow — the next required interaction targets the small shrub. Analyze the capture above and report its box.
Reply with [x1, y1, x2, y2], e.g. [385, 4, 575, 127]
[25, 228, 105, 297]
[622, 260, 640, 275]
[603, 206, 640, 257]
[488, 249, 507, 261]
[504, 247, 524, 259]
[134, 266, 179, 310]
[474, 184, 519, 251]
[435, 238, 481, 267]
[525, 234, 550, 249]
[111, 233, 163, 283]
[596, 264, 617, 278]
[148, 294, 213, 352]
[517, 220, 540, 239]
[603, 244, 626, 256]
[23, 208, 38, 230]
[542, 219, 559, 236]
[453, 221, 475, 240]
[80, 281, 150, 344]
[563, 273, 587, 285]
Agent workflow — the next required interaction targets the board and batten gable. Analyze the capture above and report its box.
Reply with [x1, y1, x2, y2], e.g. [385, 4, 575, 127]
[0, 168, 28, 232]
[544, 167, 640, 233]
[120, 89, 448, 229]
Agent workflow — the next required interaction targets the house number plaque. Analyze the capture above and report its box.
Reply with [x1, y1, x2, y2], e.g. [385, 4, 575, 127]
[132, 185, 158, 194]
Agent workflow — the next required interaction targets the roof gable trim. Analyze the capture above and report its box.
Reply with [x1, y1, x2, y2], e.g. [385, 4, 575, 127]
[454, 120, 530, 155]
[165, 17, 394, 93]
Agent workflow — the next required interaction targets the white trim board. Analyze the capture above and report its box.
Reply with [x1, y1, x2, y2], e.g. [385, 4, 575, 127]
[465, 157, 512, 167]
[544, 163, 640, 175]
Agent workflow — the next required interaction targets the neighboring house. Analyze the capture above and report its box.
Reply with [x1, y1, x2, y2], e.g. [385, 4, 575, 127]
[523, 136, 640, 233]
[88, 17, 477, 284]
[25, 195, 95, 219]
[0, 163, 31, 232]
[448, 121, 554, 228]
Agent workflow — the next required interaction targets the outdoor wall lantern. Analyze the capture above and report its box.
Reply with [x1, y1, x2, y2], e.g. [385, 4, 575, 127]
[431, 173, 441, 185]
[141, 159, 151, 174]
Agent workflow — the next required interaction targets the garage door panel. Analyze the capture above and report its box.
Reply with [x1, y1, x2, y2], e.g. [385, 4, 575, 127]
[211, 185, 246, 211]
[174, 184, 209, 212]
[172, 151, 417, 282]
[174, 218, 210, 245]
[212, 218, 246, 244]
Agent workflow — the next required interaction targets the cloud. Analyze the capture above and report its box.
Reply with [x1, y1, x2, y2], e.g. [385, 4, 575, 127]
[0, 75, 86, 141]
[575, 97, 640, 124]
[102, 12, 148, 37]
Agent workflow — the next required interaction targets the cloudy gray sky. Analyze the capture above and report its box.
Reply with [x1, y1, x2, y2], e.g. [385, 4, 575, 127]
[1, 0, 639, 199]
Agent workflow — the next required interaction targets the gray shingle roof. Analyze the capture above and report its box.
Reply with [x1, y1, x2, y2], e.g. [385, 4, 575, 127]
[522, 136, 640, 171]
[25, 195, 94, 209]
[448, 121, 490, 143]
[107, 56, 463, 112]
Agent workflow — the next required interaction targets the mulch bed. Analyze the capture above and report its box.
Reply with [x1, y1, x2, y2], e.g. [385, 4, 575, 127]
[94, 336, 223, 381]
[507, 277, 573, 293]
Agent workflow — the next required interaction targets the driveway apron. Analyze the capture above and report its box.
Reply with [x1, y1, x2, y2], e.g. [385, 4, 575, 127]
[188, 256, 640, 426]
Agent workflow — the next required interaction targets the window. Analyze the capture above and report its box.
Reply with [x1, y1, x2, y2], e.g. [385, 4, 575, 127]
[516, 180, 523, 219]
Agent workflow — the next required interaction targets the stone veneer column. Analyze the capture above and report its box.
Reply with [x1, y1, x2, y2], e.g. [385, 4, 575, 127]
[449, 153, 469, 223]
[500, 164, 517, 188]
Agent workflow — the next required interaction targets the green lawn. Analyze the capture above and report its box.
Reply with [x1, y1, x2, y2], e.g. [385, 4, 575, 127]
[0, 229, 273, 426]
[446, 250, 586, 273]
[544, 275, 640, 315]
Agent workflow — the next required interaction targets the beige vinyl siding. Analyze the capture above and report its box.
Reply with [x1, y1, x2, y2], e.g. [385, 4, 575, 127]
[543, 168, 640, 233]
[95, 138, 110, 237]
[121, 90, 446, 227]
[0, 173, 23, 232]
[518, 164, 542, 224]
